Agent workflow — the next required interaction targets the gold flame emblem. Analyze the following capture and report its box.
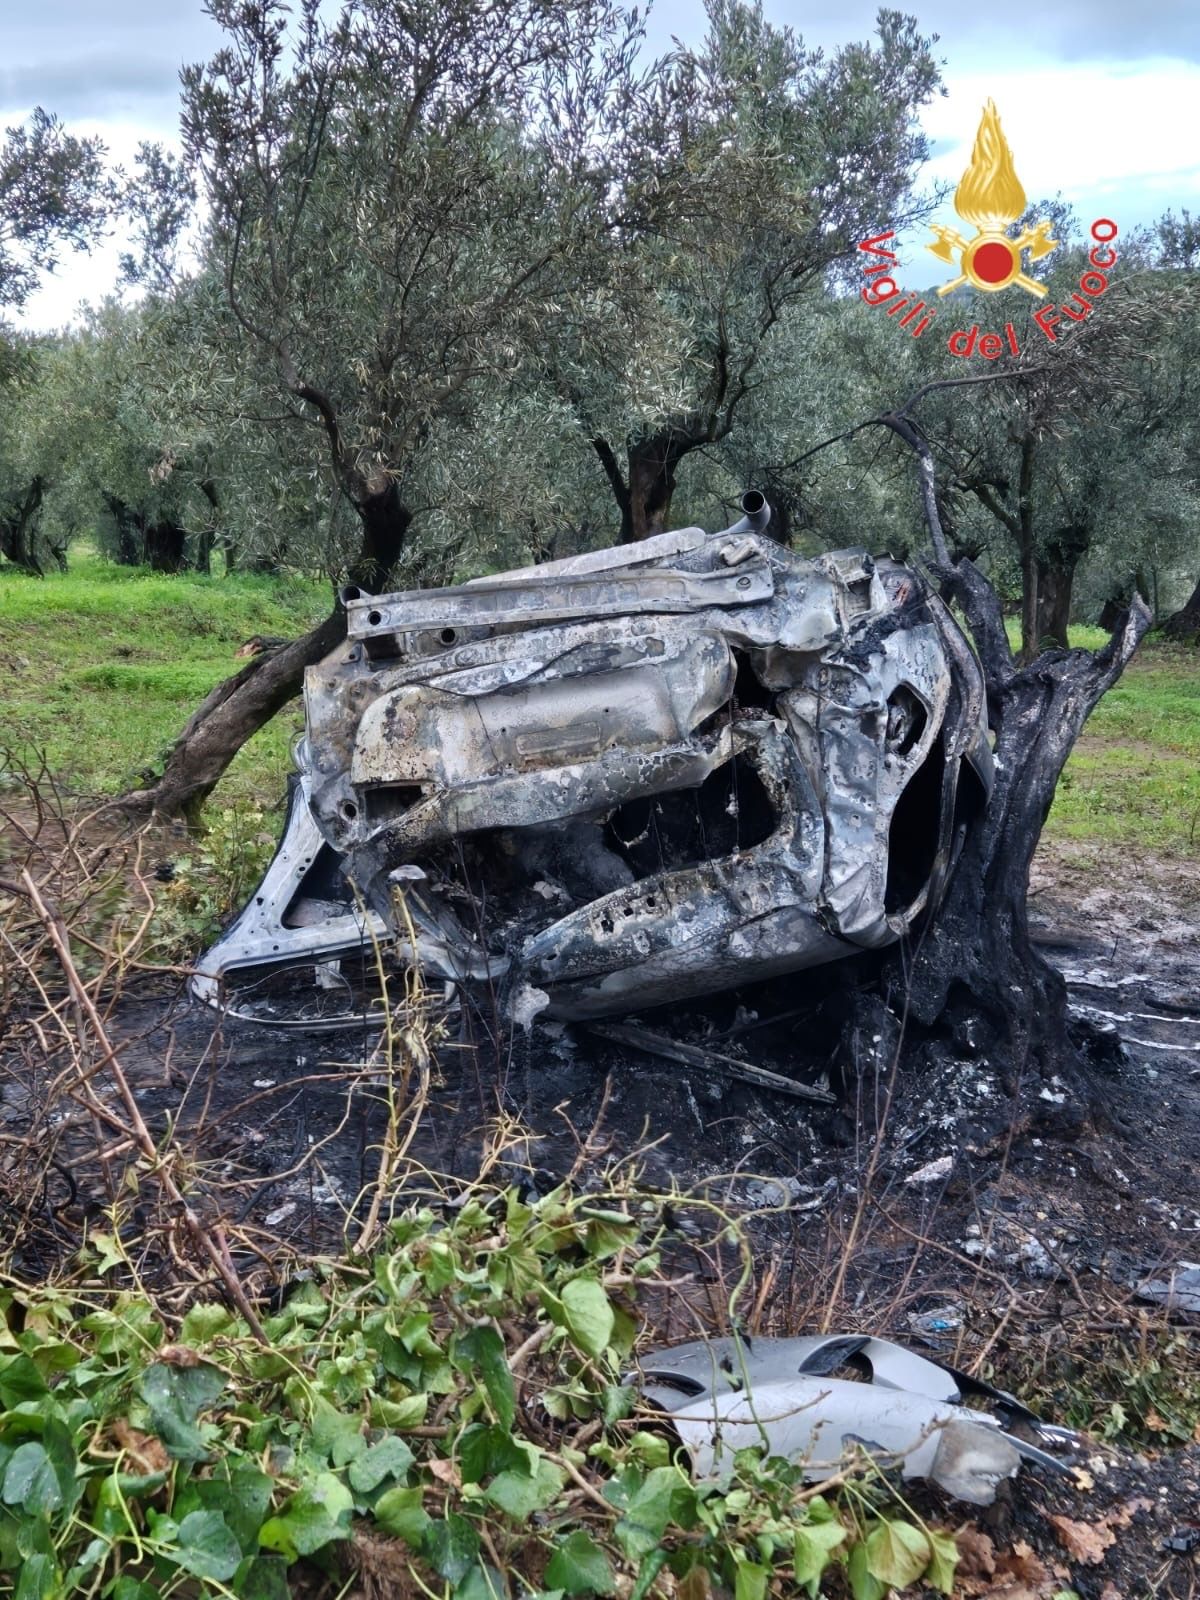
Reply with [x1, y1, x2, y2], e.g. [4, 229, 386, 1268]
[928, 100, 1057, 297]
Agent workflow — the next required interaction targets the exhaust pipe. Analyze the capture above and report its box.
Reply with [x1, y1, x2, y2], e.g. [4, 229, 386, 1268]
[718, 489, 771, 539]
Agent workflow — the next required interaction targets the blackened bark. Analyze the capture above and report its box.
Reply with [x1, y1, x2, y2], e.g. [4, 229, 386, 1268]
[1162, 576, 1200, 643]
[899, 566, 1149, 1085]
[853, 413, 1151, 1099]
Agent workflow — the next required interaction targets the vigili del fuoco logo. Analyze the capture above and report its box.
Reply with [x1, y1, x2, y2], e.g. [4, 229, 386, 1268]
[857, 100, 1119, 358]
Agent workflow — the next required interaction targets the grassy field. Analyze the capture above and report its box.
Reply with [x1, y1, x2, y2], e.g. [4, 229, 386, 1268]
[2, 556, 1197, 855]
[1043, 630, 1200, 854]
[0, 554, 328, 810]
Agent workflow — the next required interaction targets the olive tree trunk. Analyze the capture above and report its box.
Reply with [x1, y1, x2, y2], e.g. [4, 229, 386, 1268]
[850, 415, 1151, 1095]
[902, 558, 1150, 1083]
[116, 483, 410, 824]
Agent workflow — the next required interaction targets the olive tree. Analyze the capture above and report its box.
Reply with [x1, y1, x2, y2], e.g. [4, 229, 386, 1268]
[121, 0, 647, 819]
[578, 1, 941, 539]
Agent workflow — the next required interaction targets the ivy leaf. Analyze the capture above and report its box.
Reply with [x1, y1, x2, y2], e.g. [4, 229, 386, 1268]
[631, 1549, 670, 1600]
[793, 1518, 848, 1588]
[560, 1279, 614, 1360]
[734, 1560, 768, 1600]
[424, 1513, 480, 1584]
[864, 1519, 930, 1589]
[172, 1509, 242, 1581]
[230, 1555, 291, 1600]
[14, 1553, 57, 1600]
[310, 1397, 366, 1467]
[373, 1484, 429, 1545]
[178, 1463, 273, 1554]
[258, 1472, 353, 1559]
[2, 1442, 64, 1515]
[456, 1565, 509, 1600]
[0, 1355, 48, 1407]
[180, 1304, 237, 1344]
[628, 1432, 671, 1468]
[64, 1535, 108, 1588]
[924, 1528, 960, 1595]
[544, 1529, 616, 1596]
[615, 1466, 696, 1560]
[846, 1542, 885, 1600]
[459, 1424, 528, 1485]
[137, 1361, 225, 1463]
[110, 1580, 160, 1600]
[369, 1391, 428, 1430]
[348, 1435, 414, 1494]
[602, 1386, 635, 1425]
[485, 1458, 565, 1519]
[456, 1325, 516, 1431]
[583, 1211, 638, 1260]
[89, 1231, 126, 1276]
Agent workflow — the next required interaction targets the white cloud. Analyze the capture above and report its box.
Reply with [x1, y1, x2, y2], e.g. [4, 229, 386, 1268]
[923, 60, 1200, 214]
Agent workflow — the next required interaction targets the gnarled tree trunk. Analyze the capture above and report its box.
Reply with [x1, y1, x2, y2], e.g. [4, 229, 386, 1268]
[103, 495, 143, 566]
[844, 415, 1151, 1097]
[1162, 576, 1200, 643]
[0, 477, 46, 574]
[902, 558, 1149, 1086]
[116, 485, 411, 824]
[144, 519, 189, 573]
[1033, 522, 1091, 651]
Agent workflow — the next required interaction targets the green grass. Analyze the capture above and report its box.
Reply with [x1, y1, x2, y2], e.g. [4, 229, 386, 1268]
[2, 558, 1197, 855]
[0, 553, 329, 807]
[1047, 635, 1200, 853]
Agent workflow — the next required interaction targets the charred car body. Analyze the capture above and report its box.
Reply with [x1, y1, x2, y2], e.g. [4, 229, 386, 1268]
[195, 495, 992, 1023]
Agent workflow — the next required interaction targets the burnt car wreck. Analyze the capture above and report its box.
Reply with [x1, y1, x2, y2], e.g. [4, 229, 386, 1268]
[195, 494, 992, 1025]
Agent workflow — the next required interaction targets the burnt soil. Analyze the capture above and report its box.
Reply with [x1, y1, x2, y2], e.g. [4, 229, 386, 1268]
[3, 840, 1199, 1598]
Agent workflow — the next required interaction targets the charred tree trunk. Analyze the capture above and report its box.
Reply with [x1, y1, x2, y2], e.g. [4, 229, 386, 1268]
[1162, 576, 1200, 643]
[116, 488, 411, 823]
[0, 478, 46, 574]
[848, 412, 1151, 1100]
[902, 559, 1150, 1087]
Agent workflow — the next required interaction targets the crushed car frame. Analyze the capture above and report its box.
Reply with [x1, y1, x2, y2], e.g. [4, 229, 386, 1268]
[195, 494, 992, 1024]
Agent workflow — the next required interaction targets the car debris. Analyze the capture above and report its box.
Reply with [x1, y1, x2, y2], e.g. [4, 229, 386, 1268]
[195, 493, 993, 1025]
[635, 1333, 1078, 1506]
[587, 1021, 837, 1103]
[1136, 1263, 1200, 1315]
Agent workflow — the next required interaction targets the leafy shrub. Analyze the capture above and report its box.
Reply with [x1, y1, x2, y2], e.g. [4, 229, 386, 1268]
[148, 805, 278, 958]
[0, 1184, 960, 1598]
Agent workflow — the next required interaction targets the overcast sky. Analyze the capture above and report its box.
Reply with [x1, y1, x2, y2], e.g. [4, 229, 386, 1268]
[4, 0, 1196, 328]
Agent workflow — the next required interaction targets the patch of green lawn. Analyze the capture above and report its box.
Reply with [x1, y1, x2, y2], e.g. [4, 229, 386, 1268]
[0, 554, 329, 807]
[1046, 636, 1200, 854]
